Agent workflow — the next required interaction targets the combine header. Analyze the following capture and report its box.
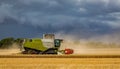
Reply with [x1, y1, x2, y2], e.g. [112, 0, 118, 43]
[21, 34, 73, 54]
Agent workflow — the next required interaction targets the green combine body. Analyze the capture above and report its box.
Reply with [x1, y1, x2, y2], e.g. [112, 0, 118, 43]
[23, 38, 47, 51]
[22, 34, 62, 54]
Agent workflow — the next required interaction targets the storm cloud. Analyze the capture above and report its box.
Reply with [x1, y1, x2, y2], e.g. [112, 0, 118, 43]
[0, 0, 120, 39]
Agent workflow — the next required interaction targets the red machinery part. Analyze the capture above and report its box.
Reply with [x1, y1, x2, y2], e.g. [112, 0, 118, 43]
[64, 49, 74, 54]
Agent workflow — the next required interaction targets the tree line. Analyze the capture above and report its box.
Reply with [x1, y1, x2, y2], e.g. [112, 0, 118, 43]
[0, 37, 23, 49]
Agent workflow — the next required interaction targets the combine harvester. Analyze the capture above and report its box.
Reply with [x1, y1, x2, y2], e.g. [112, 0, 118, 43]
[21, 34, 73, 55]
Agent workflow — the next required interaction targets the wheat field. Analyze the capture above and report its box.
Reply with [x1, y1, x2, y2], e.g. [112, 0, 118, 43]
[0, 55, 120, 69]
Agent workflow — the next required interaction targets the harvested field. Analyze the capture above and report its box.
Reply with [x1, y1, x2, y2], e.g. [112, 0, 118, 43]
[0, 55, 120, 69]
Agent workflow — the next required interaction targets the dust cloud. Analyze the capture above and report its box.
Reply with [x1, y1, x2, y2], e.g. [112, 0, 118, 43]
[56, 33, 120, 55]
[0, 43, 21, 55]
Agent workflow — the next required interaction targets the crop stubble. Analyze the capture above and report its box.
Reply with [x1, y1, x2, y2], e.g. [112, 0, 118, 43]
[0, 55, 120, 69]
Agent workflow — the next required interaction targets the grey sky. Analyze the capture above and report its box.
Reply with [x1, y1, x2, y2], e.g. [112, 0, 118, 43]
[0, 0, 120, 39]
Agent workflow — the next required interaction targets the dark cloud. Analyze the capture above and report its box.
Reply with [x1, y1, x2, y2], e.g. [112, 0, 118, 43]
[0, 0, 120, 39]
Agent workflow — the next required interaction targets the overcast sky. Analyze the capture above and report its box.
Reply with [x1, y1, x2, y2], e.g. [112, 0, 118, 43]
[0, 0, 120, 39]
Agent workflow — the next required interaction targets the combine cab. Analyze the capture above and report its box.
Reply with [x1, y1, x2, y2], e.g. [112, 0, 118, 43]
[21, 34, 73, 54]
